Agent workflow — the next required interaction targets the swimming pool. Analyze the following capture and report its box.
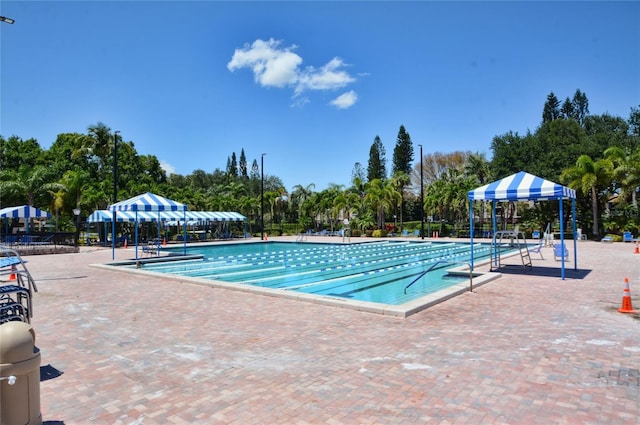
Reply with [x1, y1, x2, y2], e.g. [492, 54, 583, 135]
[119, 240, 505, 316]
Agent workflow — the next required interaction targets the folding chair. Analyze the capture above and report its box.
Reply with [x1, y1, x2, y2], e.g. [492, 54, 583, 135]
[553, 243, 569, 261]
[530, 241, 544, 259]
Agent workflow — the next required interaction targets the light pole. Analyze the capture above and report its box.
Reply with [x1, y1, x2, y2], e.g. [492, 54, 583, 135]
[261, 153, 266, 241]
[0, 16, 15, 24]
[112, 130, 120, 259]
[419, 144, 424, 240]
[73, 208, 81, 247]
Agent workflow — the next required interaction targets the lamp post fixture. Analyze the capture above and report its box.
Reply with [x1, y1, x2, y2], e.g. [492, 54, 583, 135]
[0, 16, 15, 24]
[419, 144, 424, 240]
[261, 153, 266, 241]
[112, 130, 120, 259]
[73, 208, 81, 247]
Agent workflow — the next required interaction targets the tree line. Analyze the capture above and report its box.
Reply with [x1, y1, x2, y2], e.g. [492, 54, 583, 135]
[1, 89, 638, 239]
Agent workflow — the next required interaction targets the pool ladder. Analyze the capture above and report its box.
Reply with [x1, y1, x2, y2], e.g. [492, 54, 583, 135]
[404, 260, 474, 294]
[491, 230, 532, 270]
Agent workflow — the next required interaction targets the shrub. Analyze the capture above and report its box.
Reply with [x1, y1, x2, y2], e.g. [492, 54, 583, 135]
[372, 229, 388, 238]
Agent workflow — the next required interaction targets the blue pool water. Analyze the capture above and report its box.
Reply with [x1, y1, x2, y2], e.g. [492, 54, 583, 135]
[133, 241, 500, 305]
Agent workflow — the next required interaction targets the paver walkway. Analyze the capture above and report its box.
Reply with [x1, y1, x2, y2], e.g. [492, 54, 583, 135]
[18, 238, 640, 424]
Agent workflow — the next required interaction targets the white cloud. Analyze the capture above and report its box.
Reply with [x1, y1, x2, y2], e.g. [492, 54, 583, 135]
[160, 160, 176, 175]
[291, 96, 310, 108]
[295, 57, 355, 95]
[228, 38, 358, 107]
[329, 90, 358, 109]
[227, 38, 301, 88]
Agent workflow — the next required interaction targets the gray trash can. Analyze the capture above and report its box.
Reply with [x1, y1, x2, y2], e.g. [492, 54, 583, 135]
[0, 321, 42, 425]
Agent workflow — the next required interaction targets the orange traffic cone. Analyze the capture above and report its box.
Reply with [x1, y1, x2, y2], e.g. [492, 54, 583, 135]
[618, 278, 638, 314]
[162, 237, 167, 246]
[634, 241, 639, 254]
[8, 265, 16, 281]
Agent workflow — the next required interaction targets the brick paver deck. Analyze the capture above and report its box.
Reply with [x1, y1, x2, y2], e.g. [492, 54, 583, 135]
[18, 238, 640, 424]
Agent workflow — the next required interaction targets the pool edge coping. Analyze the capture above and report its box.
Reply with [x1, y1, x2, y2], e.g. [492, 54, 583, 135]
[91, 258, 503, 318]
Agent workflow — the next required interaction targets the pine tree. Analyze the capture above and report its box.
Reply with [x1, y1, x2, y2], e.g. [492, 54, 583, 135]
[543, 92, 561, 123]
[561, 97, 575, 120]
[227, 152, 238, 177]
[392, 125, 414, 176]
[572, 89, 589, 126]
[239, 149, 248, 178]
[367, 135, 387, 182]
[352, 162, 365, 185]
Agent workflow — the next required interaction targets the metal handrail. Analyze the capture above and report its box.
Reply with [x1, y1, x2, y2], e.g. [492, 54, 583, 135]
[404, 260, 473, 294]
[342, 228, 351, 243]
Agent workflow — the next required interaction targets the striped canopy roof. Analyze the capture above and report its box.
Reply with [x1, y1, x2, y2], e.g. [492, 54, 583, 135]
[86, 210, 160, 223]
[87, 210, 246, 223]
[0, 205, 52, 218]
[468, 171, 576, 201]
[162, 211, 247, 222]
[108, 192, 187, 212]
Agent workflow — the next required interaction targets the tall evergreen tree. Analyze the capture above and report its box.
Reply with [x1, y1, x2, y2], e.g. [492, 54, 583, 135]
[561, 97, 575, 120]
[351, 162, 365, 185]
[542, 92, 561, 123]
[227, 152, 238, 177]
[392, 125, 414, 176]
[367, 135, 387, 182]
[572, 89, 589, 126]
[250, 159, 260, 180]
[239, 149, 248, 178]
[391, 125, 414, 228]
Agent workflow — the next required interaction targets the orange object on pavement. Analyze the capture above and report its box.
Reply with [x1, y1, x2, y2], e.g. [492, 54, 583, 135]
[618, 278, 638, 314]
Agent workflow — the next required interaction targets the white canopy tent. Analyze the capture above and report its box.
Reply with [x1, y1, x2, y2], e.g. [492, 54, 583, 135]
[468, 171, 577, 279]
[87, 210, 247, 224]
[0, 205, 52, 234]
[87, 209, 247, 246]
[108, 192, 188, 259]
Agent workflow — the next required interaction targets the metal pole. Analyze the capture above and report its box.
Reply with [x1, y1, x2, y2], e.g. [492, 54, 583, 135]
[73, 208, 81, 247]
[112, 130, 120, 259]
[419, 144, 424, 239]
[261, 154, 264, 240]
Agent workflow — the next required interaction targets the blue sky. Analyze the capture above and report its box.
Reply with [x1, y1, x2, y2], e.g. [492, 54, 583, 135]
[1, 1, 638, 191]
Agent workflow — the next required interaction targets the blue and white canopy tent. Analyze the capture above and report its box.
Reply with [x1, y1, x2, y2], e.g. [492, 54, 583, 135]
[161, 211, 248, 237]
[0, 205, 52, 234]
[107, 192, 188, 259]
[86, 210, 163, 246]
[467, 171, 577, 279]
[87, 209, 248, 245]
[86, 210, 161, 223]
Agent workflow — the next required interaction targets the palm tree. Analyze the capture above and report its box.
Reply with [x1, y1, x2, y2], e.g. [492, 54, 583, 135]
[605, 146, 640, 207]
[464, 153, 491, 231]
[364, 178, 385, 229]
[464, 152, 491, 185]
[561, 154, 613, 238]
[49, 189, 66, 231]
[264, 191, 278, 234]
[390, 172, 410, 231]
[0, 165, 64, 207]
[61, 169, 90, 243]
[382, 179, 401, 231]
[290, 183, 315, 229]
[86, 122, 113, 180]
[275, 186, 289, 234]
[425, 178, 448, 234]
